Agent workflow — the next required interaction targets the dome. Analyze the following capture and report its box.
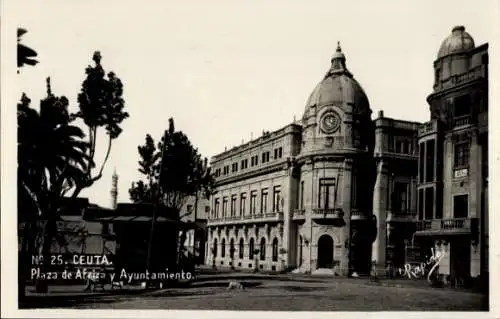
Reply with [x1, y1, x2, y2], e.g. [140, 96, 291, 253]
[304, 43, 370, 117]
[437, 26, 475, 59]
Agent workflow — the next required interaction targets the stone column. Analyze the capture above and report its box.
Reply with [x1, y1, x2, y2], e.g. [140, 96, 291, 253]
[340, 158, 353, 276]
[372, 160, 389, 269]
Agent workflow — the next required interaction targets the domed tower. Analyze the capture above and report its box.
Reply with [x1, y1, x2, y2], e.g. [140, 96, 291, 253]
[430, 26, 480, 124]
[419, 26, 488, 282]
[295, 43, 376, 276]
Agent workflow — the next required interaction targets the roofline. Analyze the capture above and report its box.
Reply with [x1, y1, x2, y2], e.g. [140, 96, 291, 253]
[210, 122, 302, 163]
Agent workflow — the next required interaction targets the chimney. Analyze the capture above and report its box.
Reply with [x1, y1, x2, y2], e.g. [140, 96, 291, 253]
[378, 110, 384, 118]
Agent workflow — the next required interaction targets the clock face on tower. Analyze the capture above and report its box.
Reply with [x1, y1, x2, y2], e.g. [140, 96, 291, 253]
[320, 111, 341, 134]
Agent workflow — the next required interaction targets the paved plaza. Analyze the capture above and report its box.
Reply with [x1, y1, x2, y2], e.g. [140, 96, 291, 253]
[22, 275, 488, 311]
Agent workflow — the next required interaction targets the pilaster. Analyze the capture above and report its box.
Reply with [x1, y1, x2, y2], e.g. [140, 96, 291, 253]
[372, 160, 389, 268]
[339, 158, 353, 276]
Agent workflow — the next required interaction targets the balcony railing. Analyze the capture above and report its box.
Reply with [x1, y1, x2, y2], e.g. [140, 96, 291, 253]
[415, 218, 476, 235]
[207, 211, 283, 225]
[453, 115, 471, 128]
[350, 210, 369, 220]
[292, 209, 305, 221]
[418, 120, 437, 136]
[386, 211, 418, 222]
[311, 208, 344, 220]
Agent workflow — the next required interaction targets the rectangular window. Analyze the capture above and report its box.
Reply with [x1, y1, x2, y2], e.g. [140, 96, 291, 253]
[231, 195, 237, 216]
[435, 187, 443, 219]
[392, 182, 408, 212]
[222, 197, 228, 217]
[454, 95, 471, 118]
[388, 134, 394, 152]
[418, 189, 424, 220]
[274, 149, 278, 159]
[250, 191, 257, 215]
[215, 199, 220, 218]
[453, 194, 468, 218]
[261, 189, 268, 214]
[425, 140, 435, 182]
[424, 187, 434, 220]
[273, 186, 281, 212]
[240, 193, 247, 216]
[318, 178, 336, 209]
[454, 142, 470, 168]
[419, 143, 425, 183]
[255, 155, 259, 165]
[300, 181, 304, 209]
[278, 147, 283, 158]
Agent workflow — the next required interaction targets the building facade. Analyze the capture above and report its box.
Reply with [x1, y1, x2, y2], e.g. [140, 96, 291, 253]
[206, 26, 488, 283]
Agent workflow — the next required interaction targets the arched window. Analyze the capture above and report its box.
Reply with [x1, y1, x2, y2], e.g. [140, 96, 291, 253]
[260, 238, 266, 261]
[221, 238, 226, 258]
[239, 238, 244, 259]
[230, 238, 235, 259]
[272, 238, 279, 262]
[249, 238, 255, 258]
[213, 238, 218, 257]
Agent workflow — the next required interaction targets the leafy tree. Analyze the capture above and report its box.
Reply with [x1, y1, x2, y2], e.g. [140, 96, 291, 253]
[18, 52, 129, 293]
[129, 134, 161, 203]
[17, 28, 39, 72]
[18, 80, 91, 295]
[71, 51, 129, 197]
[128, 118, 214, 271]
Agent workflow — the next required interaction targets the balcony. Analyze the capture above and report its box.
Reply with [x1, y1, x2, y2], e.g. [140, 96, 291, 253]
[350, 210, 370, 221]
[452, 115, 471, 128]
[311, 208, 344, 221]
[386, 211, 418, 222]
[415, 218, 477, 236]
[292, 209, 305, 222]
[253, 211, 284, 223]
[418, 120, 438, 136]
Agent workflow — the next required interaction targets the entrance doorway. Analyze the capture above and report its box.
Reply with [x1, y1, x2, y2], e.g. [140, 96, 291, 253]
[317, 235, 334, 268]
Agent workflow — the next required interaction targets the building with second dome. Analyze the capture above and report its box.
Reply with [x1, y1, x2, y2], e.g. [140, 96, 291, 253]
[205, 26, 488, 285]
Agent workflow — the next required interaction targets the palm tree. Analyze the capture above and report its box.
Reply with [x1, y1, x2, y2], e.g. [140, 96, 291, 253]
[17, 28, 38, 72]
[18, 78, 92, 294]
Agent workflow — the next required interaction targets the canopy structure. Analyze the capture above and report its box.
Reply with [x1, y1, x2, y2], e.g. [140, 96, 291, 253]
[84, 202, 206, 231]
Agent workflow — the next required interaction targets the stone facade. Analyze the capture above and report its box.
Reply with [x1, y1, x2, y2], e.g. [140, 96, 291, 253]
[414, 26, 489, 285]
[206, 26, 488, 282]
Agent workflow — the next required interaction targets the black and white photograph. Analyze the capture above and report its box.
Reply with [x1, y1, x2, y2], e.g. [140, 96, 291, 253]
[1, 0, 498, 317]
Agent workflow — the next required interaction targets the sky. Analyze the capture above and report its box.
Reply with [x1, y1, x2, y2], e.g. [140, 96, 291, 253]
[9, 0, 495, 208]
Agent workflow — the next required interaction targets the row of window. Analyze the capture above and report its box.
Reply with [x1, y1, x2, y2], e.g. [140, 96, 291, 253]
[213, 147, 284, 177]
[213, 186, 282, 218]
[387, 137, 414, 155]
[212, 237, 280, 262]
[418, 187, 467, 220]
[419, 137, 470, 184]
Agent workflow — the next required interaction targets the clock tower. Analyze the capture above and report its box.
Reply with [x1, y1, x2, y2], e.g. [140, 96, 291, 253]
[295, 43, 376, 276]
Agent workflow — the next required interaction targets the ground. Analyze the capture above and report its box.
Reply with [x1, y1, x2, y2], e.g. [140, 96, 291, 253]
[21, 273, 489, 311]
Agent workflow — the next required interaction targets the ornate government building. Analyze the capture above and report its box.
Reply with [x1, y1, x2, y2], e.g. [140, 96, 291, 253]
[205, 26, 489, 283]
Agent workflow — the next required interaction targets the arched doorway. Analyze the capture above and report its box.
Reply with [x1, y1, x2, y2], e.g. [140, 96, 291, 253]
[317, 234, 334, 269]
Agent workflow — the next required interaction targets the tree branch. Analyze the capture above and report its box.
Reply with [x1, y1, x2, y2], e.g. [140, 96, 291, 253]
[21, 180, 42, 217]
[96, 134, 113, 178]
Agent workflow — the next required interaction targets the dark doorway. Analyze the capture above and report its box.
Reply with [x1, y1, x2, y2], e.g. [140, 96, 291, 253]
[317, 235, 334, 268]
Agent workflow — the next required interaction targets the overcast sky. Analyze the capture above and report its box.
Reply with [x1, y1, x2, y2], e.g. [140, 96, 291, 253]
[12, 0, 494, 208]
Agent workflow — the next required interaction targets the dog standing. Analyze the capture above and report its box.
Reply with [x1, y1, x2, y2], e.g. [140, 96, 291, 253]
[227, 281, 245, 291]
